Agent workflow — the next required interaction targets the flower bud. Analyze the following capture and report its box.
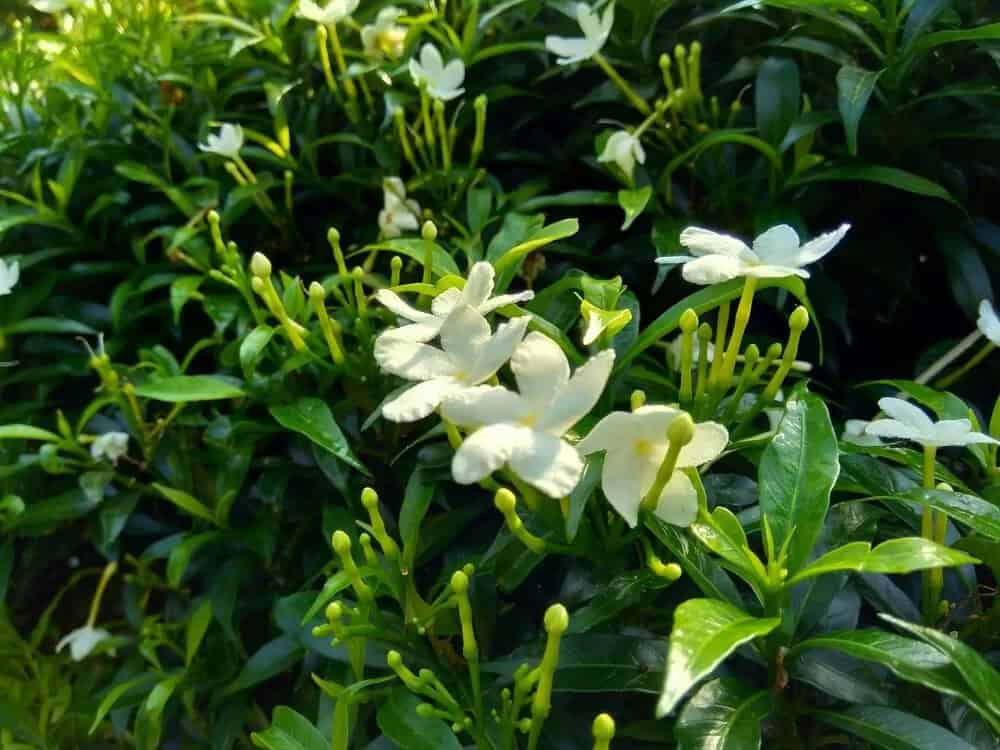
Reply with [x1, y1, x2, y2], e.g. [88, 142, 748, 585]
[680, 308, 699, 333]
[450, 570, 469, 594]
[308, 281, 326, 300]
[593, 713, 616, 741]
[789, 306, 809, 332]
[331, 530, 351, 554]
[421, 220, 438, 242]
[494, 488, 517, 514]
[667, 412, 695, 447]
[250, 252, 271, 278]
[543, 604, 569, 635]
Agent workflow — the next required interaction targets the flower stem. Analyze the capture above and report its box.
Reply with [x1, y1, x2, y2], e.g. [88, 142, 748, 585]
[921, 445, 940, 623]
[935, 340, 996, 390]
[708, 301, 729, 388]
[86, 561, 118, 628]
[593, 52, 650, 115]
[914, 329, 982, 385]
[718, 276, 758, 388]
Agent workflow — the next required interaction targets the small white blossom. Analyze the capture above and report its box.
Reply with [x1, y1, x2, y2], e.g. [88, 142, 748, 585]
[545, 3, 614, 65]
[598, 131, 645, 181]
[656, 223, 850, 285]
[378, 177, 422, 239]
[198, 123, 244, 159]
[0, 258, 19, 295]
[376, 261, 534, 343]
[409, 43, 465, 101]
[56, 625, 112, 662]
[977, 300, 1000, 346]
[297, 0, 358, 24]
[441, 334, 614, 497]
[865, 397, 998, 449]
[578, 407, 727, 527]
[375, 304, 529, 422]
[362, 6, 407, 59]
[90, 432, 129, 464]
[842, 419, 883, 447]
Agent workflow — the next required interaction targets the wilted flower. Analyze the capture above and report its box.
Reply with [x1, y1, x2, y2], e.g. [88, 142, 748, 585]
[598, 131, 645, 181]
[375, 304, 529, 422]
[378, 177, 422, 239]
[297, 0, 358, 24]
[545, 3, 614, 65]
[0, 258, 19, 295]
[376, 261, 534, 343]
[56, 625, 113, 662]
[441, 334, 614, 497]
[656, 223, 850, 285]
[977, 300, 1000, 346]
[865, 397, 998, 449]
[409, 43, 465, 101]
[198, 123, 244, 159]
[362, 6, 407, 59]
[90, 432, 129, 464]
[578, 406, 727, 527]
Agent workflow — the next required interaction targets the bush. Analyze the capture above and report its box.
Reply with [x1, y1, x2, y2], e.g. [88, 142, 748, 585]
[2, 0, 1000, 748]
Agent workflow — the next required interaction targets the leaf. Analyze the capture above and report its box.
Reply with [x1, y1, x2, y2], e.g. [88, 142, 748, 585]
[755, 57, 800, 145]
[836, 66, 882, 156]
[940, 229, 993, 320]
[170, 276, 205, 325]
[185, 600, 213, 665]
[223, 636, 304, 696]
[787, 165, 959, 205]
[899, 488, 1000, 542]
[788, 538, 978, 584]
[359, 238, 460, 277]
[269, 398, 368, 474]
[377, 689, 462, 750]
[656, 599, 780, 717]
[251, 707, 328, 750]
[811, 706, 978, 750]
[908, 22, 1000, 57]
[901, 0, 951, 48]
[134, 673, 183, 750]
[399, 468, 435, 570]
[5, 317, 97, 335]
[240, 326, 275, 377]
[88, 674, 159, 734]
[759, 394, 840, 573]
[675, 678, 771, 750]
[493, 218, 579, 274]
[618, 187, 652, 230]
[151, 484, 215, 524]
[0, 424, 62, 443]
[134, 375, 245, 402]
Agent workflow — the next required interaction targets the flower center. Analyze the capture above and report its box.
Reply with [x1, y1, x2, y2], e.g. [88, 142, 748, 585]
[519, 413, 538, 428]
[634, 438, 656, 457]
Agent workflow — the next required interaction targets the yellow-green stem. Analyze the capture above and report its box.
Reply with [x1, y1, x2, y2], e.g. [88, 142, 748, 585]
[719, 276, 758, 387]
[86, 561, 118, 628]
[593, 52, 651, 115]
[936, 341, 996, 390]
[709, 302, 729, 387]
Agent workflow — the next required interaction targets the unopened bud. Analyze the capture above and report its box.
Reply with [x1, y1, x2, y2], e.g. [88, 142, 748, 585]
[543, 603, 569, 635]
[680, 308, 698, 333]
[421, 220, 437, 241]
[250, 252, 271, 278]
[667, 412, 695, 446]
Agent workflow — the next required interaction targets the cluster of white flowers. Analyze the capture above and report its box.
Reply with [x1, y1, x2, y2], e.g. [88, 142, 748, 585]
[374, 262, 728, 526]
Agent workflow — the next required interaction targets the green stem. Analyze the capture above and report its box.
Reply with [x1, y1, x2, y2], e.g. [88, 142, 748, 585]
[719, 276, 758, 388]
[921, 445, 940, 623]
[935, 341, 996, 390]
[593, 52, 650, 115]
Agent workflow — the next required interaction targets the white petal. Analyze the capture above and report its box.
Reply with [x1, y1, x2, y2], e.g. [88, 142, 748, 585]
[746, 264, 807, 279]
[877, 397, 934, 432]
[539, 349, 615, 435]
[374, 335, 456, 380]
[452, 424, 533, 484]
[978, 300, 1000, 345]
[440, 304, 491, 367]
[510, 432, 585, 497]
[545, 35, 593, 64]
[382, 378, 461, 422]
[578, 407, 676, 455]
[601, 445, 659, 528]
[680, 254, 749, 285]
[679, 227, 755, 261]
[794, 223, 850, 266]
[653, 471, 699, 527]
[439, 59, 466, 92]
[466, 316, 531, 383]
[379, 320, 442, 343]
[375, 289, 434, 323]
[929, 419, 975, 447]
[462, 262, 495, 308]
[864, 418, 926, 442]
[440, 385, 529, 427]
[429, 83, 464, 102]
[958, 431, 1000, 446]
[511, 332, 570, 408]
[677, 421, 729, 467]
[751, 224, 801, 265]
[408, 56, 423, 85]
[581, 310, 605, 346]
[420, 43, 444, 77]
[478, 290, 534, 314]
[57, 626, 111, 662]
[432, 287, 464, 317]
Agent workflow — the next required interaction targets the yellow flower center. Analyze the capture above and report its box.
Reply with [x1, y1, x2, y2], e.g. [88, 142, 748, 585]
[633, 438, 655, 457]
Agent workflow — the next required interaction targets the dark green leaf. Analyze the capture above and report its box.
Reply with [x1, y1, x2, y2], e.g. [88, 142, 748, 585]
[675, 678, 771, 750]
[134, 375, 245, 402]
[269, 398, 368, 474]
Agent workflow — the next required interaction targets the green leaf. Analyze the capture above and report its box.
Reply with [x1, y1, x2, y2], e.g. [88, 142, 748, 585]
[251, 707, 328, 750]
[115, 161, 165, 187]
[493, 218, 579, 275]
[151, 483, 216, 524]
[134, 375, 245, 402]
[269, 398, 369, 474]
[0, 698, 42, 744]
[759, 394, 840, 573]
[359, 238, 460, 277]
[755, 57, 800, 145]
[908, 22, 1000, 57]
[134, 673, 183, 750]
[377, 689, 462, 750]
[898, 488, 1000, 542]
[185, 599, 213, 665]
[675, 678, 771, 750]
[240, 326, 275, 377]
[223, 636, 304, 696]
[656, 599, 780, 717]
[788, 538, 978, 584]
[0, 424, 62, 443]
[399, 468, 435, 570]
[88, 674, 159, 734]
[836, 65, 882, 156]
[5, 317, 97, 335]
[618, 187, 652, 230]
[811, 706, 978, 750]
[170, 276, 205, 325]
[787, 165, 959, 205]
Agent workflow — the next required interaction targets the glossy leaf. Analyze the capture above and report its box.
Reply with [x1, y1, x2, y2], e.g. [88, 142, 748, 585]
[812, 706, 978, 749]
[755, 57, 800, 145]
[269, 398, 368, 474]
[134, 375, 245, 402]
[836, 65, 882, 156]
[376, 689, 462, 750]
[675, 678, 771, 750]
[788, 538, 978, 584]
[251, 707, 328, 750]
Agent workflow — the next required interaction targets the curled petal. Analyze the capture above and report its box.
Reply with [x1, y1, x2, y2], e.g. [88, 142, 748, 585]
[462, 262, 496, 308]
[382, 378, 461, 422]
[677, 421, 729, 467]
[466, 316, 531, 384]
[751, 224, 800, 265]
[375, 289, 435, 323]
[440, 304, 491, 366]
[794, 223, 850, 266]
[877, 397, 935, 432]
[431, 288, 464, 318]
[600, 444, 659, 528]
[478, 290, 534, 314]
[652, 471, 699, 528]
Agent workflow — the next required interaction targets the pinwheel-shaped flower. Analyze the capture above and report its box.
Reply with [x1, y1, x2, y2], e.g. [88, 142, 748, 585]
[0, 258, 19, 295]
[409, 43, 465, 101]
[978, 300, 1000, 346]
[56, 625, 113, 662]
[598, 131, 645, 181]
[441, 334, 614, 497]
[198, 123, 244, 159]
[91, 431, 129, 464]
[864, 397, 998, 449]
[297, 0, 358, 24]
[578, 406, 727, 527]
[376, 261, 534, 343]
[545, 3, 614, 65]
[378, 177, 422, 239]
[375, 304, 529, 422]
[656, 223, 850, 285]
[362, 6, 406, 59]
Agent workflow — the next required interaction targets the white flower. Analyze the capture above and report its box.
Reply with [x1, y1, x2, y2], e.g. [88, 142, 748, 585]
[56, 625, 112, 661]
[378, 177, 422, 239]
[977, 300, 1000, 346]
[376, 261, 534, 343]
[577, 407, 726, 527]
[441, 334, 614, 497]
[375, 304, 529, 422]
[198, 123, 244, 159]
[297, 0, 358, 24]
[90, 432, 129, 464]
[545, 2, 614, 65]
[0, 258, 19, 295]
[656, 223, 850, 285]
[598, 131, 645, 181]
[408, 43, 465, 101]
[362, 6, 407, 59]
[865, 397, 999, 449]
[842, 419, 882, 447]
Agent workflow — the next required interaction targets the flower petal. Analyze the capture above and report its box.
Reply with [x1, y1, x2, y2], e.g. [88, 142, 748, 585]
[462, 262, 495, 308]
[978, 300, 1000, 345]
[544, 35, 593, 64]
[452, 424, 533, 484]
[794, 223, 850, 266]
[466, 316, 531, 383]
[877, 397, 934, 432]
[510, 432, 584, 498]
[677, 421, 729, 467]
[539, 349, 615, 435]
[432, 287, 463, 317]
[439, 59, 466, 92]
[511, 332, 570, 408]
[578, 406, 676, 455]
[374, 334, 456, 380]
[382, 377, 460, 422]
[478, 290, 534, 314]
[680, 254, 749, 285]
[441, 385, 528, 427]
[375, 289, 435, 323]
[864, 418, 925, 442]
[420, 43, 443, 77]
[653, 471, 699, 527]
[746, 264, 807, 279]
[679, 226, 755, 261]
[440, 304, 491, 367]
[379, 320, 442, 343]
[600, 443, 659, 528]
[751, 224, 800, 264]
